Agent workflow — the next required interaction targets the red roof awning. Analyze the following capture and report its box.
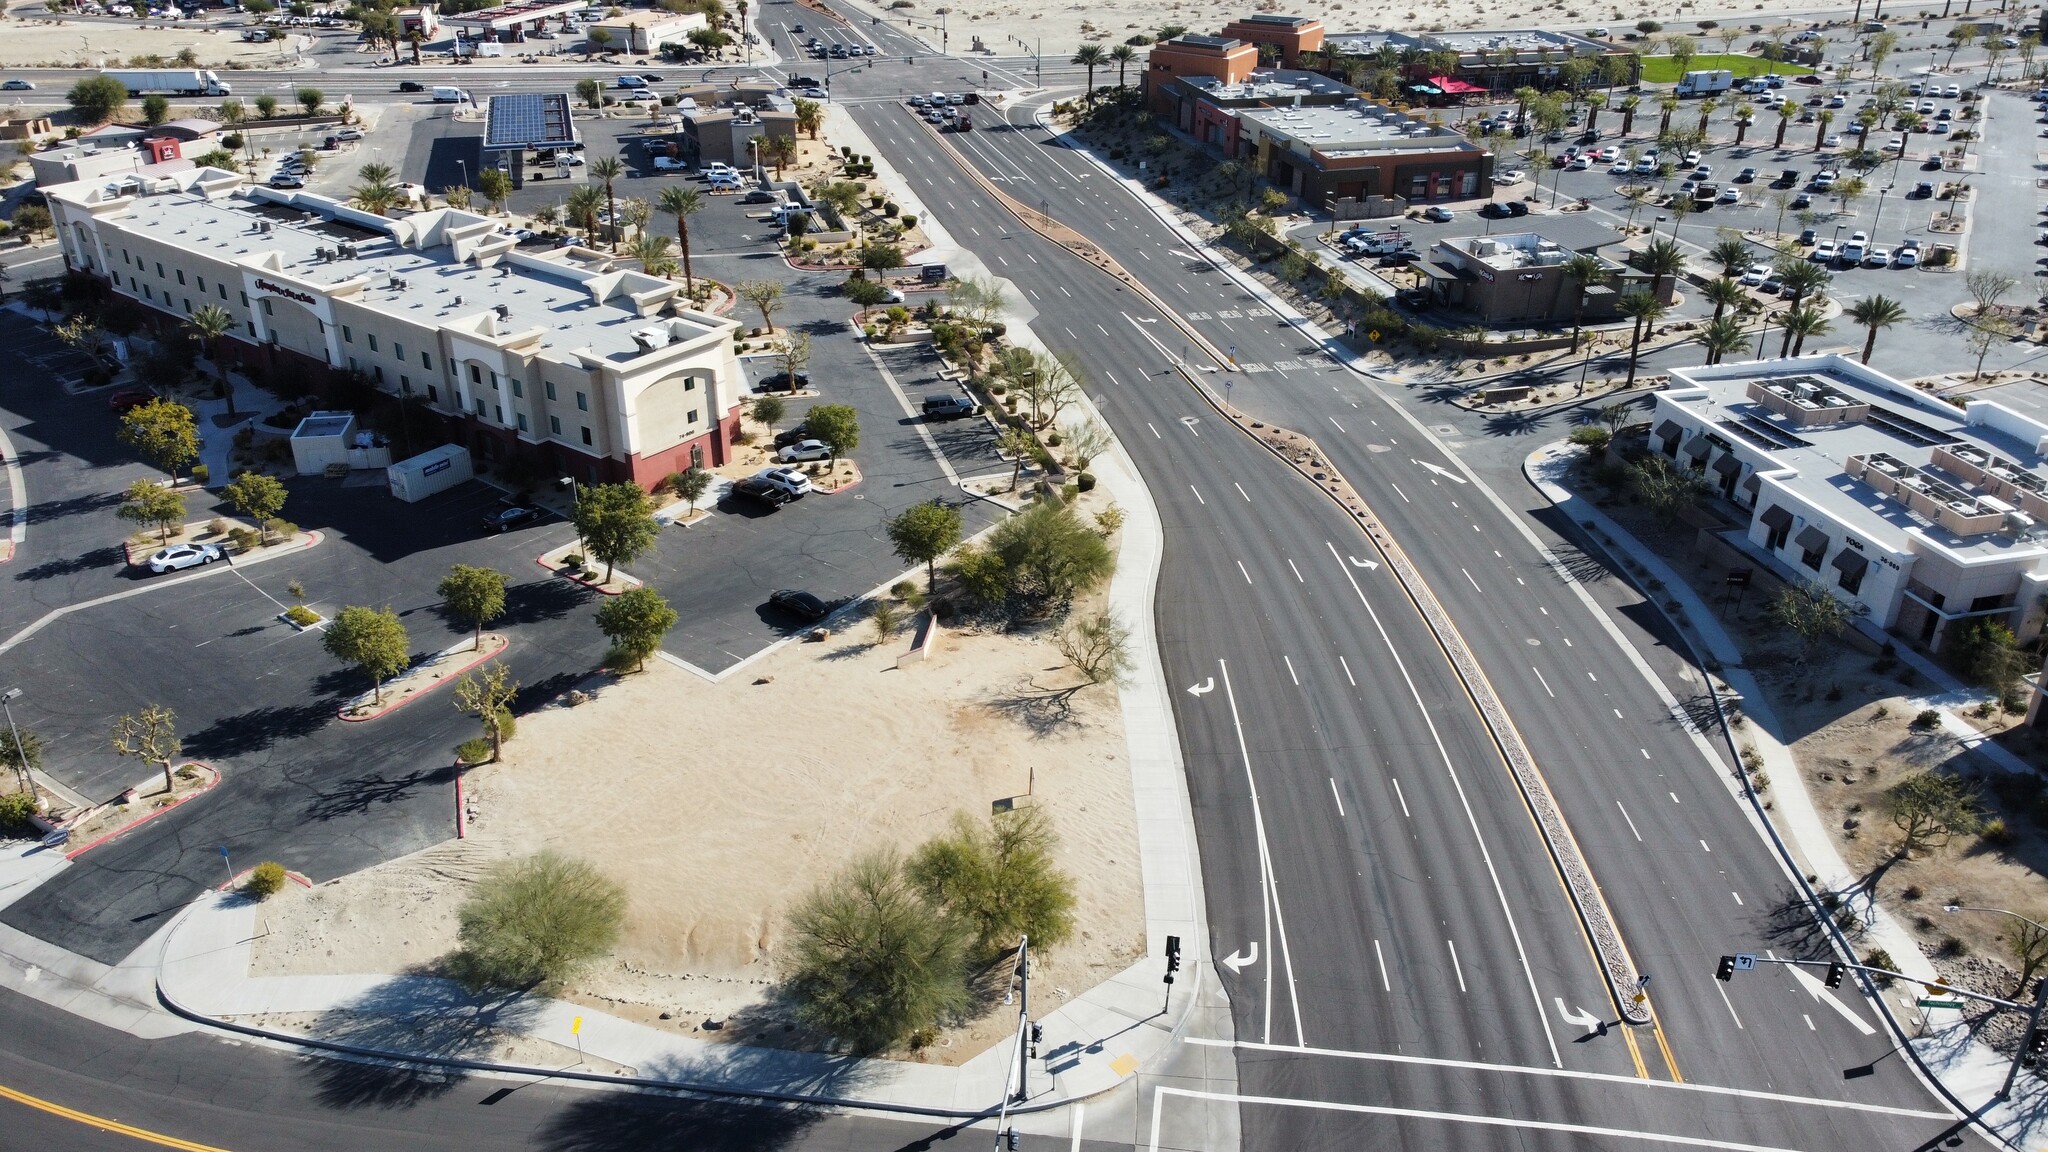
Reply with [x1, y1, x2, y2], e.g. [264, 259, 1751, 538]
[1429, 75, 1486, 94]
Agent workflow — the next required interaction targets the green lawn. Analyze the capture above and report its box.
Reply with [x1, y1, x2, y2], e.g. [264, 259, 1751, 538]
[1637, 53, 1816, 84]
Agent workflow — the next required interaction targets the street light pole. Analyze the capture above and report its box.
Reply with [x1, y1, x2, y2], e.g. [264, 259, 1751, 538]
[0, 688, 35, 807]
[1946, 904, 2048, 1101]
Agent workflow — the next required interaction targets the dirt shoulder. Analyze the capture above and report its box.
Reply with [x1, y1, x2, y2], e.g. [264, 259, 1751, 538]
[252, 609, 1143, 1065]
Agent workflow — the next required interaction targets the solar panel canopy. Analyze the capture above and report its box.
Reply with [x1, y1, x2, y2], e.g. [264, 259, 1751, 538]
[485, 93, 578, 151]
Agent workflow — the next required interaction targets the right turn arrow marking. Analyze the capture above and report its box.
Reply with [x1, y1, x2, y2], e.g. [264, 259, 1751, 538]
[1221, 942, 1259, 973]
[1555, 998, 1602, 1033]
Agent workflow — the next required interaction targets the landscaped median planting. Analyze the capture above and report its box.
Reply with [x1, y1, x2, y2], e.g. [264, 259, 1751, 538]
[537, 542, 644, 596]
[337, 633, 509, 722]
[61, 761, 220, 859]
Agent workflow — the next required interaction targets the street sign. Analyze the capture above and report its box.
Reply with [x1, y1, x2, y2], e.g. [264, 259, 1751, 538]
[1369, 330, 1382, 342]
[1732, 953, 1757, 971]
[1725, 568, 1753, 587]
[571, 1016, 583, 1035]
[1917, 999, 1966, 1010]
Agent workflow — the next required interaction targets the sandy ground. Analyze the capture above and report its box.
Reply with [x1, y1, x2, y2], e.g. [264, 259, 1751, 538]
[858, 0, 1886, 58]
[1577, 455, 2048, 1025]
[0, 17, 304, 69]
[252, 598, 1143, 1063]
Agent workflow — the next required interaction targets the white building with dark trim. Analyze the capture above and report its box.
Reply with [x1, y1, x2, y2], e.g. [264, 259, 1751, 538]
[46, 166, 745, 490]
[1649, 357, 2048, 650]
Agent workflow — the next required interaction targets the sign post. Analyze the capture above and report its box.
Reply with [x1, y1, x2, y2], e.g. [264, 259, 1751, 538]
[218, 845, 233, 888]
[571, 1015, 584, 1065]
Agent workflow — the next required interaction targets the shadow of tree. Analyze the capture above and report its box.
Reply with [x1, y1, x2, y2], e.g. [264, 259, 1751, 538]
[184, 700, 336, 760]
[1482, 407, 1556, 438]
[302, 975, 545, 1111]
[533, 1088, 829, 1152]
[1417, 384, 1470, 407]
[13, 544, 124, 582]
[301, 762, 457, 823]
[18, 489, 122, 523]
[982, 676, 1088, 738]
[495, 577, 591, 629]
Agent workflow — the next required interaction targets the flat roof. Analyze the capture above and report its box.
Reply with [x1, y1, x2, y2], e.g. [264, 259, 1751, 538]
[442, 0, 581, 26]
[1168, 34, 1242, 50]
[1184, 68, 1354, 101]
[485, 92, 578, 151]
[1231, 14, 1319, 27]
[1323, 27, 1610, 56]
[1240, 100, 1479, 154]
[1665, 359, 2048, 560]
[61, 175, 725, 365]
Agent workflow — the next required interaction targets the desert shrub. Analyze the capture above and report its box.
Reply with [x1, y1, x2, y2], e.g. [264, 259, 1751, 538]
[1862, 948, 1897, 984]
[456, 738, 494, 765]
[449, 850, 626, 991]
[244, 860, 288, 900]
[0, 792, 39, 837]
[784, 849, 968, 1053]
[283, 604, 320, 627]
[207, 517, 228, 537]
[907, 807, 1076, 955]
[1981, 818, 2016, 847]
[227, 526, 260, 553]
[1913, 709, 1942, 729]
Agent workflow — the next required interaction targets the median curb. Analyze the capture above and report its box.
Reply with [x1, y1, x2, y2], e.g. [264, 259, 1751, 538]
[337, 636, 507, 722]
[62, 761, 220, 860]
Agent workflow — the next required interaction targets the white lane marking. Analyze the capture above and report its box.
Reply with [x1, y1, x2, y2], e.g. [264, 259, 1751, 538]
[1218, 662, 1305, 1048]
[1070, 1101, 1085, 1152]
[1413, 458, 1467, 483]
[1804, 1014, 1816, 1031]
[1324, 543, 1560, 1066]
[1717, 981, 1745, 1029]
[1732, 891, 1744, 906]
[1374, 941, 1390, 991]
[1182, 1042, 1953, 1120]
[1671, 793, 1680, 803]
[1105, 372, 1121, 388]
[969, 225, 981, 236]
[1064, 326, 1077, 338]
[1588, 672, 1599, 682]
[1147, 423, 1161, 438]
[1700, 840, 1712, 853]
[1059, 285, 1072, 296]
[1329, 416, 1346, 433]
[1617, 801, 1642, 842]
[1643, 749, 1651, 759]
[1532, 667, 1555, 698]
[1238, 560, 1253, 584]
[996, 254, 1010, 266]
[1774, 950, 1879, 1036]
[1026, 252, 1038, 264]
[1190, 484, 1205, 505]
[1235, 483, 1251, 502]
[1339, 655, 1356, 686]
[1462, 568, 1481, 593]
[1329, 778, 1345, 816]
[1391, 777, 1410, 818]
[1563, 638, 1572, 647]
[1097, 323, 1110, 336]
[1447, 940, 1467, 992]
[1028, 287, 1040, 300]
[1287, 558, 1304, 583]
[1283, 655, 1299, 686]
[1613, 708, 1624, 719]
[1390, 483, 1410, 503]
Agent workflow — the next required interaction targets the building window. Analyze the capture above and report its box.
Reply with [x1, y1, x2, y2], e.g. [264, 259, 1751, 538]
[575, 391, 588, 411]
[155, 262, 163, 277]
[196, 276, 205, 293]
[489, 372, 499, 391]
[349, 357, 359, 373]
[262, 298, 272, 315]
[516, 413, 528, 432]
[367, 334, 378, 352]
[400, 375, 412, 393]
[494, 404, 503, 423]
[545, 381, 557, 400]
[428, 384, 439, 402]
[122, 251, 130, 265]
[550, 415, 561, 434]
[511, 379, 522, 398]
[246, 321, 256, 338]
[218, 285, 227, 300]
[1800, 542, 1825, 571]
[469, 363, 482, 384]
[342, 325, 353, 343]
[580, 425, 592, 445]
[394, 342, 405, 361]
[1838, 564, 1864, 595]
[175, 270, 185, 285]
[182, 299, 191, 313]
[240, 291, 249, 306]
[687, 409, 698, 424]
[685, 377, 698, 391]
[374, 366, 385, 384]
[143, 285, 152, 300]
[422, 352, 433, 370]
[475, 398, 486, 416]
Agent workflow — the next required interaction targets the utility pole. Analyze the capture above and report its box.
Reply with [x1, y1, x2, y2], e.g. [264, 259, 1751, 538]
[1013, 935, 1030, 1104]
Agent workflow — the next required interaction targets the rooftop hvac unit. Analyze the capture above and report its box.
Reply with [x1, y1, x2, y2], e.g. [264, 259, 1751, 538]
[630, 324, 672, 352]
[314, 246, 331, 260]
[494, 303, 511, 320]
[389, 274, 403, 289]
[2005, 511, 2037, 537]
[258, 221, 273, 234]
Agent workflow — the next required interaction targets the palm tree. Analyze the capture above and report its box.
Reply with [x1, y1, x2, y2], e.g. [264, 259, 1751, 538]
[589, 155, 625, 252]
[762, 135, 797, 179]
[1813, 109, 1834, 152]
[566, 183, 604, 247]
[1618, 94, 1641, 136]
[1110, 43, 1136, 89]
[1702, 276, 1746, 322]
[1618, 288, 1668, 387]
[793, 97, 822, 140]
[1775, 260, 1831, 354]
[1732, 102, 1754, 147]
[1657, 94, 1679, 137]
[1585, 90, 1607, 133]
[1708, 237, 1750, 277]
[1072, 44, 1108, 106]
[359, 161, 396, 185]
[1561, 253, 1608, 350]
[631, 233, 677, 277]
[1773, 103, 1793, 150]
[1636, 237, 1686, 301]
[1782, 305, 1830, 355]
[658, 185, 704, 296]
[1698, 315, 1747, 364]
[1846, 294, 1907, 364]
[187, 304, 237, 414]
[1697, 96, 1717, 138]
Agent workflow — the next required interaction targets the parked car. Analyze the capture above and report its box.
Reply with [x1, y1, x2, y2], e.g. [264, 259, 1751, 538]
[922, 394, 979, 419]
[741, 188, 781, 203]
[728, 475, 792, 510]
[1810, 239, 1837, 262]
[772, 422, 811, 448]
[1910, 181, 1935, 198]
[332, 127, 364, 141]
[1894, 245, 1919, 268]
[146, 542, 223, 574]
[756, 370, 810, 392]
[1718, 186, 1741, 204]
[1734, 167, 1757, 182]
[107, 388, 156, 412]
[1738, 268, 1766, 286]
[652, 156, 689, 172]
[1797, 228, 1817, 245]
[777, 438, 832, 463]
[481, 505, 544, 532]
[755, 466, 813, 498]
[1421, 205, 1454, 222]
[768, 589, 832, 623]
[1479, 201, 1517, 218]
[1862, 246, 1891, 268]
[267, 175, 304, 189]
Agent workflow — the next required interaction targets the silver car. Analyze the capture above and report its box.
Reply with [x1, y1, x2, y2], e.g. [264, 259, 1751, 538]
[146, 542, 223, 574]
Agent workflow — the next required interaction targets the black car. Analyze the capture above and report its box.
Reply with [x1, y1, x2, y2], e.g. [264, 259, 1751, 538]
[772, 422, 811, 448]
[640, 73, 664, 82]
[481, 505, 544, 532]
[769, 589, 832, 622]
[756, 370, 810, 392]
[1790, 193, 1812, 209]
[398, 80, 425, 92]
[1576, 129, 1599, 144]
[729, 476, 792, 510]
[741, 188, 781, 204]
[1479, 201, 1515, 218]
[1506, 200, 1529, 216]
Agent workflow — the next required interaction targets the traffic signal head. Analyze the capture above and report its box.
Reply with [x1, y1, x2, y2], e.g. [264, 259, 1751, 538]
[1165, 935, 1182, 974]
[1825, 962, 1846, 989]
[1030, 1023, 1044, 1045]
[1006, 1130, 1020, 1150]
[1716, 955, 1737, 982]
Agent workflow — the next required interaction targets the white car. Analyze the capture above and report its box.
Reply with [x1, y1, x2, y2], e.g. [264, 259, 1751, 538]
[1609, 160, 1633, 174]
[1693, 164, 1712, 178]
[1683, 149, 1702, 166]
[1565, 156, 1590, 171]
[1822, 133, 1842, 148]
[146, 542, 223, 574]
[1597, 146, 1619, 161]
[1738, 267, 1766, 286]
[1810, 239, 1838, 262]
[1495, 169, 1527, 184]
[707, 174, 743, 191]
[1894, 246, 1919, 267]
[1945, 84, 1962, 98]
[1634, 156, 1657, 174]
[651, 156, 690, 172]
[1718, 186, 1741, 203]
[333, 127, 364, 141]
[1862, 245, 1891, 268]
[776, 438, 831, 462]
[755, 465, 814, 497]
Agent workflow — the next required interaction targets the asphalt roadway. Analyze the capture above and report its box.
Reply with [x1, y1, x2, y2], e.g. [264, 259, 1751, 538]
[831, 62, 1993, 1151]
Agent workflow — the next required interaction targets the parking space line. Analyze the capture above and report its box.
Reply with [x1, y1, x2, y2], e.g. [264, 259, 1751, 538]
[853, 329, 961, 487]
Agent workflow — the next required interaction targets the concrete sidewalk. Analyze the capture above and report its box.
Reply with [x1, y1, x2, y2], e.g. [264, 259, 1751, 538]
[1526, 441, 2037, 1151]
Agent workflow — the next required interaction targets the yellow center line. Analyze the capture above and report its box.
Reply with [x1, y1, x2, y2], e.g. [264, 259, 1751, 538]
[0, 1081, 239, 1152]
[1652, 1015, 1685, 1083]
[1619, 1024, 1649, 1079]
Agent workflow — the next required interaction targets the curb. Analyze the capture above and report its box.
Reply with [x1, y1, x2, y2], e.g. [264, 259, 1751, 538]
[337, 638, 506, 722]
[535, 553, 640, 596]
[62, 762, 221, 860]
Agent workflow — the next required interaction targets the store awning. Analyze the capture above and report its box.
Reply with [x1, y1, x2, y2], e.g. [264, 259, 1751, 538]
[1741, 472, 1762, 494]
[1796, 525, 1830, 553]
[1683, 434, 1712, 459]
[1832, 549, 1869, 581]
[1654, 419, 1681, 441]
[1428, 75, 1487, 94]
[1713, 453, 1743, 477]
[1760, 505, 1794, 531]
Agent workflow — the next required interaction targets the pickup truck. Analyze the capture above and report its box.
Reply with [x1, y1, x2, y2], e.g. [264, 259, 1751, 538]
[922, 394, 980, 420]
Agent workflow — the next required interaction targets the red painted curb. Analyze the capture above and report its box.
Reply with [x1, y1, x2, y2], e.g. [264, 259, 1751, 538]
[535, 553, 634, 596]
[337, 639, 507, 722]
[123, 529, 322, 571]
[63, 761, 221, 859]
